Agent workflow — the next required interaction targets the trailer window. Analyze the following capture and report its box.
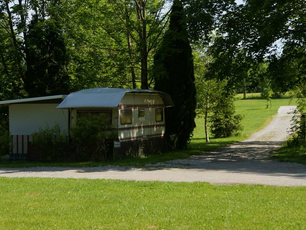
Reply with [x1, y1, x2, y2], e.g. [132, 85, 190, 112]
[77, 110, 112, 124]
[155, 108, 163, 122]
[138, 109, 145, 118]
[120, 109, 132, 125]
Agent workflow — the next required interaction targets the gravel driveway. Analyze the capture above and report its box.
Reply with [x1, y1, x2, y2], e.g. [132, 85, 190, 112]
[1, 106, 306, 186]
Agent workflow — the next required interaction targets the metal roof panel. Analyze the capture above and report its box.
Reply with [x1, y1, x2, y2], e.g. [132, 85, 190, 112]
[56, 88, 174, 109]
[0, 95, 67, 106]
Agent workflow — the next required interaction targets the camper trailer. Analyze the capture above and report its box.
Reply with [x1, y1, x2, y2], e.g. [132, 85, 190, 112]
[0, 88, 173, 160]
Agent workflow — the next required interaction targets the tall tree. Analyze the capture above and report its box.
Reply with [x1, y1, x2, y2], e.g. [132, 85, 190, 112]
[107, 0, 171, 89]
[0, 0, 70, 97]
[188, 0, 306, 94]
[24, 16, 70, 97]
[154, 0, 196, 149]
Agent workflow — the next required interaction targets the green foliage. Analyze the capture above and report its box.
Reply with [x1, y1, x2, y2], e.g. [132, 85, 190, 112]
[0, 0, 171, 97]
[24, 16, 70, 97]
[268, 43, 306, 93]
[0, 106, 10, 156]
[62, 0, 170, 90]
[286, 86, 306, 147]
[154, 0, 196, 150]
[0, 129, 10, 156]
[194, 49, 244, 140]
[70, 114, 117, 161]
[0, 14, 24, 100]
[261, 85, 273, 108]
[31, 124, 68, 161]
[210, 94, 243, 138]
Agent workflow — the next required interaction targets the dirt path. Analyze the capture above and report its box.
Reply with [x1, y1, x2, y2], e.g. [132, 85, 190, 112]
[1, 106, 306, 186]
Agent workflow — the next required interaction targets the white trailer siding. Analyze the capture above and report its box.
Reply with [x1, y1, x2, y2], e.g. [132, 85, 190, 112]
[10, 104, 69, 135]
[120, 93, 164, 107]
[118, 93, 165, 141]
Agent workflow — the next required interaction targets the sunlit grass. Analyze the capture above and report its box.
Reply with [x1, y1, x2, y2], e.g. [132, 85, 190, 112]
[235, 92, 262, 99]
[0, 178, 305, 229]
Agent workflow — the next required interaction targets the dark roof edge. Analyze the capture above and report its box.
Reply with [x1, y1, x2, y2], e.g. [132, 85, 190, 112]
[0, 95, 67, 106]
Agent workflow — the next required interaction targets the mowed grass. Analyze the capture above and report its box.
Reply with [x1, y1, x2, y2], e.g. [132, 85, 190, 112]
[0, 177, 306, 230]
[0, 98, 295, 168]
[272, 144, 306, 165]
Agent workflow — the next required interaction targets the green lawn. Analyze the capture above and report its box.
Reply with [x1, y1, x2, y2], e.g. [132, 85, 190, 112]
[0, 98, 295, 168]
[272, 144, 306, 165]
[0, 178, 305, 229]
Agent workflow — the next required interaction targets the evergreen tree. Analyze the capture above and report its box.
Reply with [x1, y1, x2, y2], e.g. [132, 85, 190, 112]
[154, 0, 196, 150]
[24, 16, 70, 97]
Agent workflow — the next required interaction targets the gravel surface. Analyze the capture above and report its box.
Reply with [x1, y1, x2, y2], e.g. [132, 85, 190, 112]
[1, 106, 306, 186]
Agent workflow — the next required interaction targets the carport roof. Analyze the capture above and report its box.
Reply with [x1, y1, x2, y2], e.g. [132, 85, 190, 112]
[0, 95, 67, 106]
[56, 88, 174, 109]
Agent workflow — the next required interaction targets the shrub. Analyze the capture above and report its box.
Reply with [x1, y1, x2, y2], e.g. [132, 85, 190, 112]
[70, 114, 117, 161]
[288, 90, 306, 148]
[0, 129, 11, 156]
[210, 95, 244, 138]
[0, 116, 10, 156]
[31, 124, 68, 161]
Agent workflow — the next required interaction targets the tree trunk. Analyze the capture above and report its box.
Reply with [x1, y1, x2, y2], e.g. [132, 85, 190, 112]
[140, 1, 148, 89]
[125, 7, 137, 89]
[131, 65, 137, 89]
[135, 0, 148, 89]
[243, 78, 247, 99]
[205, 91, 210, 142]
[5, 0, 23, 77]
[141, 44, 148, 89]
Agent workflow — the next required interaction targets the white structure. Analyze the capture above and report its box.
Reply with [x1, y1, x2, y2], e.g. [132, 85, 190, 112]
[0, 95, 68, 158]
[0, 88, 173, 159]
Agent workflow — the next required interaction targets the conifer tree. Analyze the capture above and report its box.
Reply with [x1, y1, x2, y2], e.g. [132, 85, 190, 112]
[24, 16, 70, 97]
[154, 0, 196, 149]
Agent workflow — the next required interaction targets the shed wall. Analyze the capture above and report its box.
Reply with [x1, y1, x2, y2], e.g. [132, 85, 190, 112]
[10, 104, 69, 135]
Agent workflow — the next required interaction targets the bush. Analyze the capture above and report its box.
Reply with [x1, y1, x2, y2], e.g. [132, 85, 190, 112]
[287, 93, 306, 148]
[0, 129, 11, 156]
[30, 115, 117, 162]
[0, 115, 10, 156]
[31, 124, 68, 161]
[210, 95, 244, 138]
[70, 114, 117, 161]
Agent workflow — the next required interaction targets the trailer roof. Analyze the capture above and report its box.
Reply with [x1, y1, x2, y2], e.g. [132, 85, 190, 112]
[56, 88, 174, 109]
[0, 95, 67, 106]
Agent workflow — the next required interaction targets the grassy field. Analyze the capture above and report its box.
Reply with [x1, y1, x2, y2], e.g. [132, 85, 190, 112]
[0, 177, 306, 229]
[0, 98, 295, 168]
